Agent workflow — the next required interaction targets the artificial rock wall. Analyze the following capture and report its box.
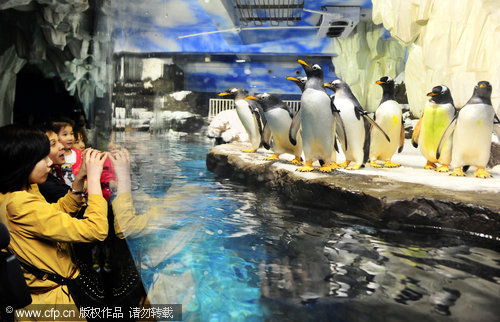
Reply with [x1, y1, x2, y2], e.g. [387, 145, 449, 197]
[0, 0, 113, 127]
[372, 0, 500, 118]
[331, 21, 406, 113]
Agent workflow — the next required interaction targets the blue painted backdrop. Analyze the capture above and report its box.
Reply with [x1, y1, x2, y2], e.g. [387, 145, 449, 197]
[112, 0, 373, 94]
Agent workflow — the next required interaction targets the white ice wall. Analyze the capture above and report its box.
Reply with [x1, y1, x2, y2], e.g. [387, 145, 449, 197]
[372, 0, 500, 118]
[332, 21, 406, 112]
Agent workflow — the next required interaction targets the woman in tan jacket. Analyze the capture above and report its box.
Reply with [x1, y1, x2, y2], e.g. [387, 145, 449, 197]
[0, 124, 108, 309]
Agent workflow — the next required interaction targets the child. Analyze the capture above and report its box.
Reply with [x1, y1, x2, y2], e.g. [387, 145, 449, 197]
[52, 120, 82, 186]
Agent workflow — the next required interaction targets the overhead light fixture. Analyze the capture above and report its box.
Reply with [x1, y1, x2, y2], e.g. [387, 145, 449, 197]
[306, 6, 360, 39]
[235, 59, 246, 63]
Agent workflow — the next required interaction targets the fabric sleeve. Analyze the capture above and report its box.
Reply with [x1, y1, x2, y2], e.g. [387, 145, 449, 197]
[111, 193, 156, 239]
[7, 192, 108, 242]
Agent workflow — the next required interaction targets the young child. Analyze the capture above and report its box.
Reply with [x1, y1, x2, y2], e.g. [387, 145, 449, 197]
[52, 120, 83, 186]
[73, 126, 88, 151]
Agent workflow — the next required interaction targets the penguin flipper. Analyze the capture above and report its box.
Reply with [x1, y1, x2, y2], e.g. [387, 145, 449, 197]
[333, 110, 348, 150]
[262, 123, 272, 150]
[436, 115, 458, 160]
[289, 107, 302, 146]
[362, 113, 391, 143]
[411, 118, 422, 148]
[494, 113, 500, 125]
[334, 139, 339, 153]
[398, 116, 405, 153]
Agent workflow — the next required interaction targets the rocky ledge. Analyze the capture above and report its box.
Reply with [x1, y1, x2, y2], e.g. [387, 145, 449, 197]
[206, 141, 500, 239]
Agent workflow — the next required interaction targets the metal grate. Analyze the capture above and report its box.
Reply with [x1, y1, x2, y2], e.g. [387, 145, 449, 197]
[232, 0, 305, 26]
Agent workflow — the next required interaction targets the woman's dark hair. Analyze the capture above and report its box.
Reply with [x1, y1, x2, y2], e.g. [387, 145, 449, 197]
[0, 124, 50, 193]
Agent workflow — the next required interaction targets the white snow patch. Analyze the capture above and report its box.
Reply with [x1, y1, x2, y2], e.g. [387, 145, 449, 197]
[170, 91, 192, 101]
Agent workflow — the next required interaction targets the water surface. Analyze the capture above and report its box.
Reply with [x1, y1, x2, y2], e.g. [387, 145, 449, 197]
[113, 132, 500, 322]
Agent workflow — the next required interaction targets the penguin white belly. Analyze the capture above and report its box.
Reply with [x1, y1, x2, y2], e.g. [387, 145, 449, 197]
[265, 109, 301, 155]
[336, 98, 365, 163]
[452, 104, 494, 168]
[419, 102, 455, 164]
[235, 100, 260, 149]
[370, 100, 401, 160]
[301, 89, 334, 161]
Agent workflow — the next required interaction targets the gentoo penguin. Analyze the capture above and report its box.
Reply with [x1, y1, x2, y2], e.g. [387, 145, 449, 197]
[287, 75, 347, 163]
[218, 88, 265, 153]
[369, 76, 405, 168]
[436, 81, 496, 178]
[325, 80, 390, 170]
[289, 60, 339, 172]
[411, 85, 456, 172]
[246, 93, 302, 164]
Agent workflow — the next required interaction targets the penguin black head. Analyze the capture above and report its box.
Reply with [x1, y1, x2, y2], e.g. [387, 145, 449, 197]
[376, 76, 395, 88]
[246, 93, 281, 112]
[376, 76, 395, 102]
[286, 76, 307, 93]
[323, 79, 344, 93]
[218, 88, 248, 100]
[427, 85, 454, 105]
[475, 81, 492, 99]
[298, 60, 324, 86]
[465, 81, 493, 106]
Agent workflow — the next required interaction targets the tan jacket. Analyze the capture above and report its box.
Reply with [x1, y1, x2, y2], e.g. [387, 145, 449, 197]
[0, 184, 108, 306]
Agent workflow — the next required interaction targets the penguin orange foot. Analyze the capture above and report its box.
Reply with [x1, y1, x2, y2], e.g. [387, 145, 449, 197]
[330, 162, 339, 170]
[264, 153, 280, 161]
[338, 160, 350, 168]
[384, 160, 400, 168]
[346, 164, 362, 170]
[474, 168, 492, 178]
[297, 160, 314, 172]
[370, 160, 383, 168]
[242, 148, 257, 153]
[424, 161, 437, 170]
[436, 165, 449, 172]
[319, 162, 333, 173]
[450, 168, 466, 177]
[291, 156, 302, 165]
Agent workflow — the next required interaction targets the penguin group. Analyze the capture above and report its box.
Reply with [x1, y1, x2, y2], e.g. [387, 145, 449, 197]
[219, 59, 499, 178]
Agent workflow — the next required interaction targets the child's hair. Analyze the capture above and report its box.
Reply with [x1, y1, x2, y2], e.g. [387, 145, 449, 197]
[0, 124, 50, 193]
[51, 117, 75, 134]
[73, 126, 88, 146]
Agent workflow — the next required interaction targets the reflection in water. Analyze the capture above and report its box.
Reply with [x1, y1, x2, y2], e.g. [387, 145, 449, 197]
[111, 132, 500, 321]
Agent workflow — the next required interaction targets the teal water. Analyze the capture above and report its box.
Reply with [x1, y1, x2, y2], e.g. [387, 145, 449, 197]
[113, 132, 500, 322]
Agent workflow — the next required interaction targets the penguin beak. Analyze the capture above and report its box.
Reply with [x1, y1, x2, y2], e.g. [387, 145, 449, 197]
[427, 92, 437, 97]
[479, 84, 487, 88]
[218, 92, 229, 96]
[297, 59, 309, 67]
[245, 96, 258, 100]
[376, 81, 384, 85]
[286, 76, 298, 81]
[323, 83, 330, 88]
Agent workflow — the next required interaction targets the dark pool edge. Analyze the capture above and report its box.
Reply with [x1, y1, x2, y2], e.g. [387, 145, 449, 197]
[206, 143, 500, 238]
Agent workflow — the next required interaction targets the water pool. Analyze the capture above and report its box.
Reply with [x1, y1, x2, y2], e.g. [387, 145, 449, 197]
[113, 131, 500, 322]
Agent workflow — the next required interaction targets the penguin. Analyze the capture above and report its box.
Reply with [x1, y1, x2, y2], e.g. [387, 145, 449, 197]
[246, 93, 302, 164]
[289, 60, 340, 172]
[369, 76, 405, 168]
[287, 76, 347, 164]
[411, 85, 456, 172]
[325, 80, 390, 170]
[436, 81, 497, 178]
[218, 88, 265, 153]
